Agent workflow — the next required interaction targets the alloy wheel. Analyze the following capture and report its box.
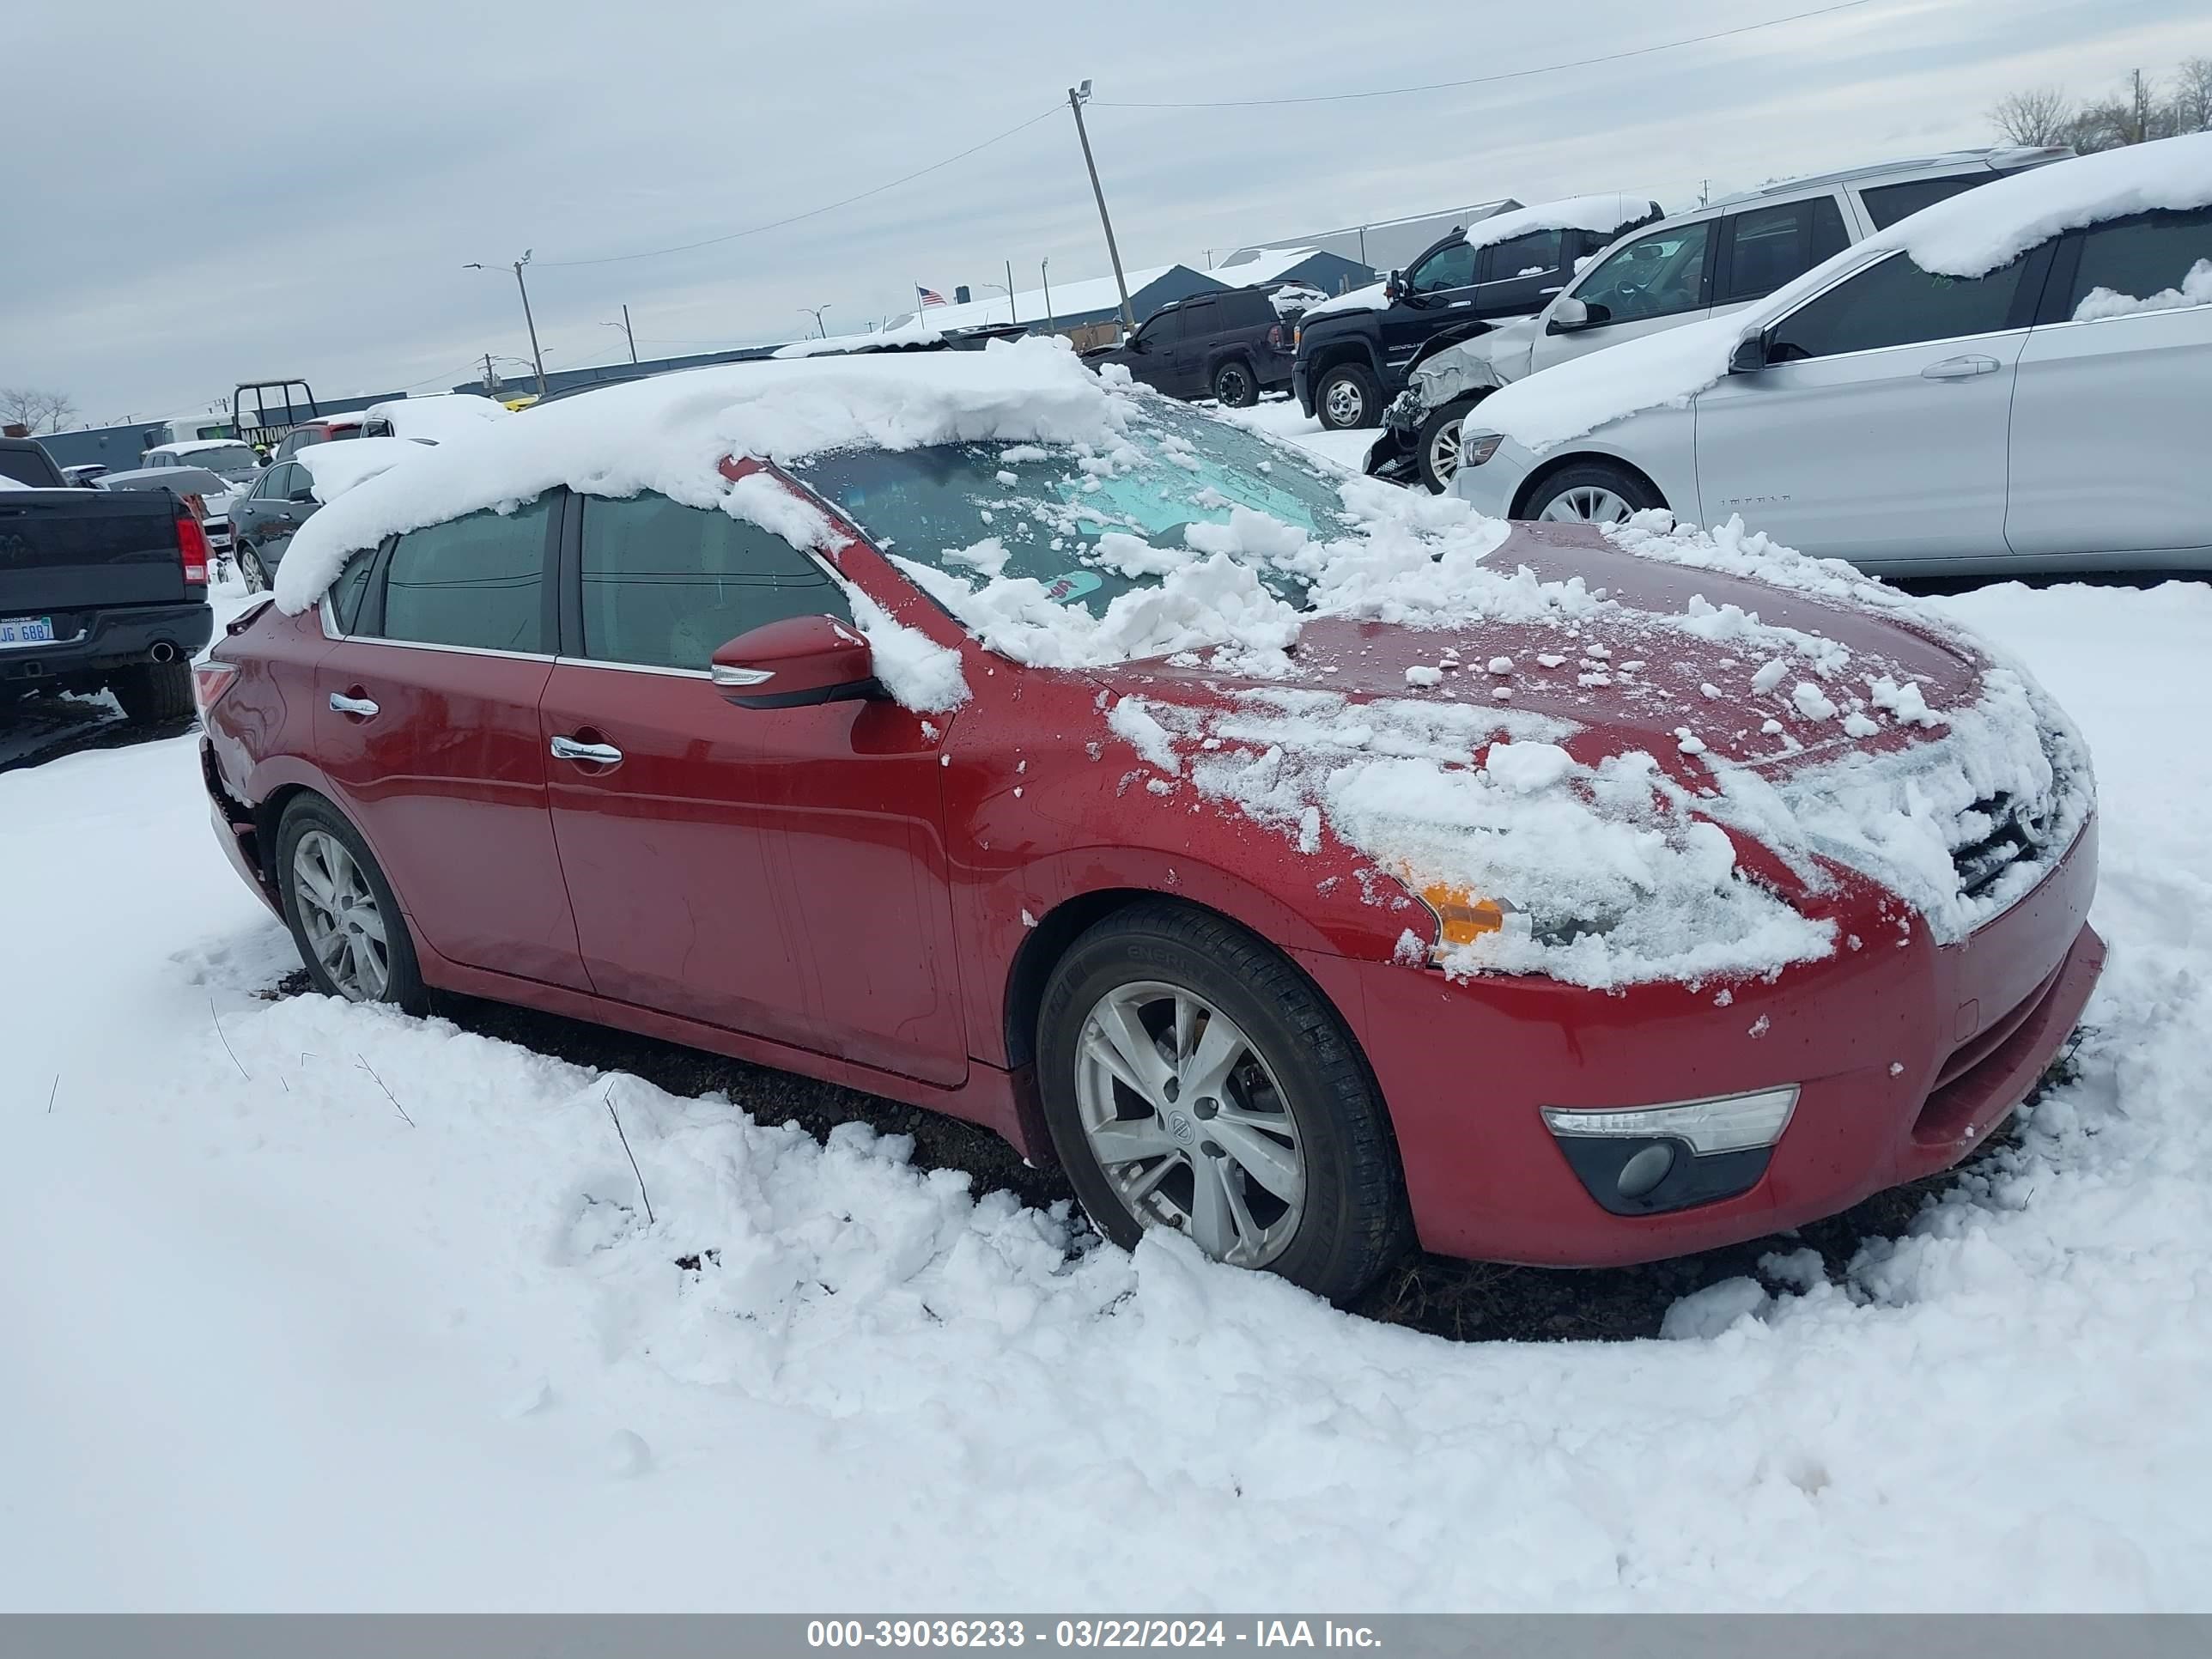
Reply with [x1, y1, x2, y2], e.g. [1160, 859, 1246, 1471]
[1427, 417, 1464, 483]
[1073, 981, 1306, 1267]
[1538, 485, 1637, 525]
[292, 829, 391, 1000]
[1217, 366, 1251, 405]
[240, 550, 267, 592]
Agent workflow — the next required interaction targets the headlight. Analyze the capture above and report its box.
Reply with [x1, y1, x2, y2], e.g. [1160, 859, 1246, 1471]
[1461, 433, 1504, 468]
[1541, 1085, 1800, 1156]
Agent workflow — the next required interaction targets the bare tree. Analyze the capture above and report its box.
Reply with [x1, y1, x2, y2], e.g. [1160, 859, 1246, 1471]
[2075, 69, 2166, 149]
[0, 387, 78, 434]
[2169, 56, 2212, 134]
[1991, 85, 2074, 147]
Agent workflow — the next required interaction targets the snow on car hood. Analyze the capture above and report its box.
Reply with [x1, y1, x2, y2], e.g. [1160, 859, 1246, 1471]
[1094, 511, 2092, 989]
[1475, 131, 2212, 453]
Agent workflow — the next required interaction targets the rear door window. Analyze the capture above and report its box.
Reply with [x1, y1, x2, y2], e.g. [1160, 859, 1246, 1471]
[2063, 208, 2212, 319]
[1858, 173, 1992, 231]
[1176, 298, 1218, 338]
[1481, 228, 1565, 282]
[374, 494, 554, 653]
[1766, 249, 2033, 361]
[328, 551, 374, 633]
[579, 491, 852, 672]
[1717, 195, 1850, 304]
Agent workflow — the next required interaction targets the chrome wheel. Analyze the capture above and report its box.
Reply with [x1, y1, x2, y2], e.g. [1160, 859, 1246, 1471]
[291, 829, 390, 1000]
[1538, 484, 1637, 525]
[1323, 378, 1365, 426]
[1427, 416, 1464, 483]
[1073, 981, 1306, 1267]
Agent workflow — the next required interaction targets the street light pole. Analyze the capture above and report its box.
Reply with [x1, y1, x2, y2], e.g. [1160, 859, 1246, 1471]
[1006, 258, 1018, 326]
[1067, 81, 1135, 337]
[1041, 258, 1054, 335]
[799, 304, 833, 338]
[465, 252, 547, 397]
[619, 303, 637, 362]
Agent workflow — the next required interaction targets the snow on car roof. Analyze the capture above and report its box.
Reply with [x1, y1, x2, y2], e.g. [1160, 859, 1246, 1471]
[148, 438, 252, 456]
[362, 393, 510, 443]
[1298, 193, 1660, 321]
[1476, 131, 2212, 454]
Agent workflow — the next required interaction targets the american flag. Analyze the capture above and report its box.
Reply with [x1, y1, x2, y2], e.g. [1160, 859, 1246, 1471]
[915, 285, 948, 308]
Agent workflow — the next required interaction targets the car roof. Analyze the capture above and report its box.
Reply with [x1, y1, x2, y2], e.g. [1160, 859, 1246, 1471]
[149, 438, 251, 454]
[1621, 147, 2075, 239]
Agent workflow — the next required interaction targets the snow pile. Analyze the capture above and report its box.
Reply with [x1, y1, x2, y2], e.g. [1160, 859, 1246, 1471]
[298, 436, 433, 501]
[1300, 192, 1658, 322]
[2073, 257, 2212, 320]
[1474, 132, 2212, 453]
[844, 587, 969, 713]
[363, 393, 510, 444]
[1118, 689, 1832, 989]
[272, 337, 1128, 616]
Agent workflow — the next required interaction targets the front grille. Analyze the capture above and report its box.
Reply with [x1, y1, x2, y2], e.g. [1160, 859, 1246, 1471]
[1950, 793, 2048, 899]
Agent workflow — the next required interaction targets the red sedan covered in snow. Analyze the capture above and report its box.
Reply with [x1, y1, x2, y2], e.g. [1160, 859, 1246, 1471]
[196, 343, 2101, 1303]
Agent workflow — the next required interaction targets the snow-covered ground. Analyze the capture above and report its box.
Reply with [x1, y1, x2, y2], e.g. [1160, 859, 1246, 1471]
[5, 541, 2211, 1611]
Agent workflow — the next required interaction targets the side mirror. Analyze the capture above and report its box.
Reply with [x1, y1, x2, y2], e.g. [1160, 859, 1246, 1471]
[1729, 333, 1769, 374]
[1548, 295, 1592, 331]
[1383, 269, 1404, 301]
[1126, 333, 1146, 352]
[710, 614, 877, 708]
[289, 486, 318, 504]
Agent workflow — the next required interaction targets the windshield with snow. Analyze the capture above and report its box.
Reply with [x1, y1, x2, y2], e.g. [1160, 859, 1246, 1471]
[787, 399, 1352, 620]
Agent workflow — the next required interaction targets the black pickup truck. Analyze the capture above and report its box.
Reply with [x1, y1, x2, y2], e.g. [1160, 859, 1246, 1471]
[0, 436, 213, 721]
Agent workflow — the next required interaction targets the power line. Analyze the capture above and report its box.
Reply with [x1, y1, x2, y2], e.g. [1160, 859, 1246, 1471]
[1091, 0, 1879, 109]
[538, 105, 1063, 269]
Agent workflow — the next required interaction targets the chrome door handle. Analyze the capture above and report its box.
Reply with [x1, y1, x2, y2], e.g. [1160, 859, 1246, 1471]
[328, 692, 379, 717]
[1922, 355, 1999, 380]
[550, 735, 623, 765]
[1539, 286, 1564, 295]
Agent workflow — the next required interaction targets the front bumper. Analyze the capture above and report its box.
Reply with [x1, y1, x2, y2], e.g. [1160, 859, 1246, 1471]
[1291, 356, 1315, 418]
[0, 600, 213, 688]
[1297, 818, 2103, 1267]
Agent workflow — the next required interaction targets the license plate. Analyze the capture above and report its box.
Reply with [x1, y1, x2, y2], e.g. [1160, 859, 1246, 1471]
[0, 616, 56, 646]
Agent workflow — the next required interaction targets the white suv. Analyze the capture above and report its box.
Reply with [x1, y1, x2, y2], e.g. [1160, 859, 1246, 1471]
[1368, 146, 2072, 490]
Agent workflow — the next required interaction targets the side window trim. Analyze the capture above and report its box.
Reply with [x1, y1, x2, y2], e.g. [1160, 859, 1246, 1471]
[352, 490, 563, 657]
[1758, 242, 2056, 365]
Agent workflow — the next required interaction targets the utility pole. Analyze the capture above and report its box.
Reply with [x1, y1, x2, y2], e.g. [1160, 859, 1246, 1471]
[1067, 81, 1135, 337]
[481, 354, 502, 396]
[465, 252, 546, 397]
[1006, 258, 1018, 326]
[606, 304, 638, 362]
[1041, 258, 1054, 335]
[1698, 179, 1711, 207]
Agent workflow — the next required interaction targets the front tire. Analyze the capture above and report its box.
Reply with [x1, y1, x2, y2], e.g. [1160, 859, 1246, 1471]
[1415, 393, 1485, 493]
[1315, 362, 1382, 431]
[1036, 902, 1409, 1304]
[276, 795, 427, 1012]
[1212, 359, 1258, 409]
[237, 544, 269, 592]
[109, 660, 194, 723]
[1522, 460, 1663, 526]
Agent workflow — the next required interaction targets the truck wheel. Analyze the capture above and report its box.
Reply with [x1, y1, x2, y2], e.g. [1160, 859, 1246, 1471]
[110, 660, 194, 724]
[1316, 362, 1382, 431]
[1036, 900, 1411, 1304]
[1415, 393, 1486, 493]
[1212, 360, 1258, 409]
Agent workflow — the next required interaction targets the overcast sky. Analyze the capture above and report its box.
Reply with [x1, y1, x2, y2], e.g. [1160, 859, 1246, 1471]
[11, 0, 2210, 425]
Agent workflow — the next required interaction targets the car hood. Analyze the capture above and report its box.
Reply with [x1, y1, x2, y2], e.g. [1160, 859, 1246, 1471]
[1087, 520, 2090, 987]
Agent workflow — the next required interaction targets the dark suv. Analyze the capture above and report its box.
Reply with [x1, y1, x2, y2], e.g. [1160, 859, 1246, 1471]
[1291, 195, 1663, 429]
[1085, 288, 1299, 408]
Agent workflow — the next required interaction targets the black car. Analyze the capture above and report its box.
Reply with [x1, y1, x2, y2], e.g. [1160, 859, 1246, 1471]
[1291, 196, 1664, 429]
[228, 459, 327, 591]
[1085, 288, 1298, 408]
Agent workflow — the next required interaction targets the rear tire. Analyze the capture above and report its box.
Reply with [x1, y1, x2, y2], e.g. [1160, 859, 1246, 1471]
[1521, 460, 1664, 526]
[109, 660, 194, 723]
[276, 794, 428, 1012]
[1036, 901, 1410, 1304]
[1415, 393, 1485, 494]
[1315, 362, 1383, 431]
[1212, 359, 1259, 409]
[237, 545, 269, 592]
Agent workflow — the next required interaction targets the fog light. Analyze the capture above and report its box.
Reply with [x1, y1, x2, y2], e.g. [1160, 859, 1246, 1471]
[1614, 1142, 1675, 1199]
[1541, 1085, 1800, 1155]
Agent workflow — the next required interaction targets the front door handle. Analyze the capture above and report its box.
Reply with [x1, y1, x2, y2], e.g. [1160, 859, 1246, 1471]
[550, 735, 623, 765]
[1921, 355, 2000, 380]
[328, 691, 379, 718]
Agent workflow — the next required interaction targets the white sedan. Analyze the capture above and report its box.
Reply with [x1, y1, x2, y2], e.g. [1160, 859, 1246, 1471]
[1451, 134, 2212, 577]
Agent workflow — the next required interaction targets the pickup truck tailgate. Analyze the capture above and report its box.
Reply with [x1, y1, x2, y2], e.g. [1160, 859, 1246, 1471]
[0, 489, 190, 615]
